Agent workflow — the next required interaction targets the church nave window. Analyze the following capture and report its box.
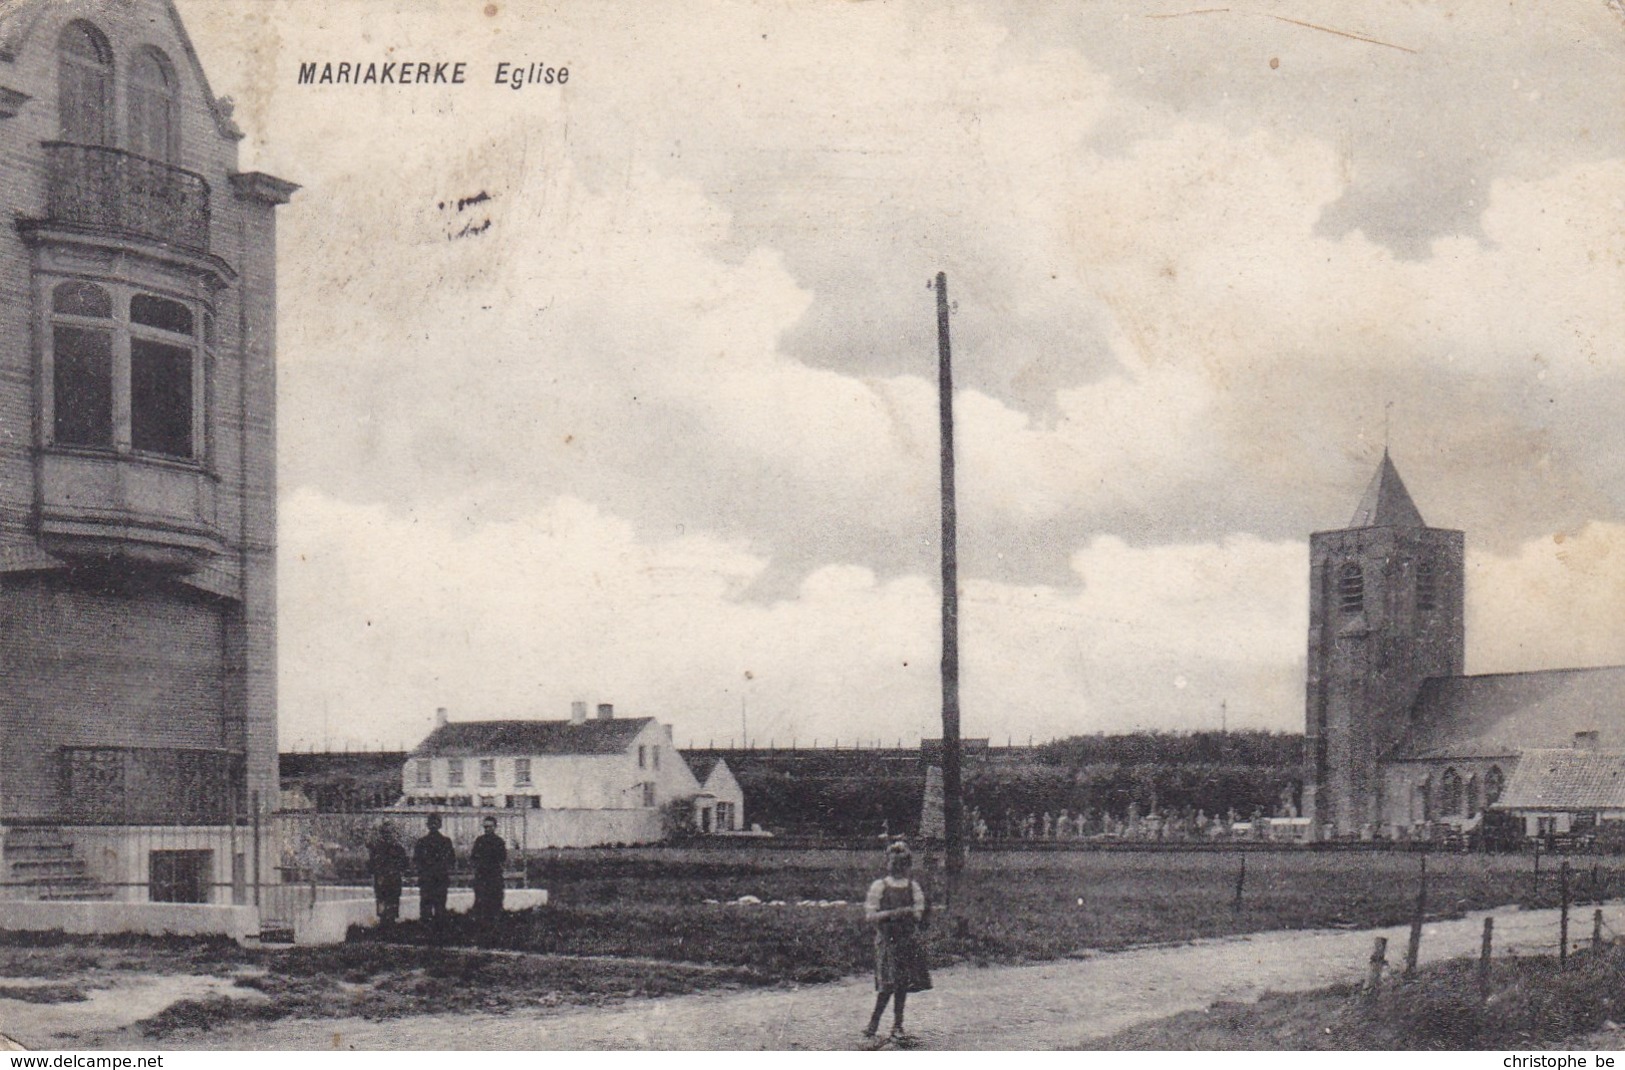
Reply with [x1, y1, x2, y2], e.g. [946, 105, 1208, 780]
[1440, 767, 1463, 816]
[1484, 766, 1504, 806]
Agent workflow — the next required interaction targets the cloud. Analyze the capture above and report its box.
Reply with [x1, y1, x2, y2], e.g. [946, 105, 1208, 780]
[279, 490, 1309, 746]
[167, 1, 1625, 744]
[1468, 522, 1625, 674]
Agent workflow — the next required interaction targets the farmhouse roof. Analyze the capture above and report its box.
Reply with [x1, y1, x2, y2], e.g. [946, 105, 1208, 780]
[686, 755, 724, 781]
[1349, 451, 1426, 529]
[1494, 749, 1625, 811]
[411, 718, 656, 758]
[1390, 666, 1625, 761]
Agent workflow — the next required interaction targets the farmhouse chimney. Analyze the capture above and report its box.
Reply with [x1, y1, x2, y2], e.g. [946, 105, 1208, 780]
[597, 703, 614, 721]
[434, 707, 448, 728]
[570, 701, 587, 726]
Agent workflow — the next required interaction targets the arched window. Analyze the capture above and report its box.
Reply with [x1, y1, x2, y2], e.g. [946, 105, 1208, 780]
[1485, 766, 1505, 806]
[1417, 776, 1432, 823]
[1466, 774, 1480, 818]
[59, 21, 113, 146]
[1416, 559, 1438, 612]
[1338, 563, 1364, 614]
[1440, 768, 1463, 817]
[128, 48, 179, 162]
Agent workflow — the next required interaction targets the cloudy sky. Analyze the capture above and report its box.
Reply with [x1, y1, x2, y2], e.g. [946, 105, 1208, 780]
[177, 0, 1625, 750]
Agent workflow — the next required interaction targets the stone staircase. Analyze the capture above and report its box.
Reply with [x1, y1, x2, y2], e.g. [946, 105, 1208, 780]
[2, 826, 113, 900]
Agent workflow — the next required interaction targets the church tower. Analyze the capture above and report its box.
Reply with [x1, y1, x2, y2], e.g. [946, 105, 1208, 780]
[1304, 453, 1464, 837]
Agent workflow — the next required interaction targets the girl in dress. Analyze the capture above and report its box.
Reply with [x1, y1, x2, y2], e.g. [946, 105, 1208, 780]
[863, 839, 931, 1040]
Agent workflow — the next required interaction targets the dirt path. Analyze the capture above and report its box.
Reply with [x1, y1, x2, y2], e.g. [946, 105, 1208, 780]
[2, 903, 1609, 1050]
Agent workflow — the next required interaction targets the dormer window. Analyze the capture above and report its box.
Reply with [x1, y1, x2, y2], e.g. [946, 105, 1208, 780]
[59, 21, 113, 146]
[129, 48, 179, 163]
[1337, 563, 1364, 614]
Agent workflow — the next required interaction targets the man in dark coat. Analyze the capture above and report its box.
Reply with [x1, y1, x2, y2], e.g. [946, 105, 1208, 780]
[470, 816, 507, 928]
[366, 821, 408, 927]
[412, 813, 456, 934]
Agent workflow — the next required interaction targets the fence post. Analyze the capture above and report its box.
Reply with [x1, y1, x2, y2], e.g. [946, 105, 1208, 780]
[1404, 852, 1428, 978]
[1560, 860, 1571, 968]
[1479, 917, 1494, 1002]
[251, 790, 262, 908]
[1595, 908, 1604, 952]
[1233, 854, 1246, 912]
[1365, 936, 1387, 1001]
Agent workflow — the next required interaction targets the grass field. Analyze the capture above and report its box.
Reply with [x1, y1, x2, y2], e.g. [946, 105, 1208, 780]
[1099, 942, 1625, 1050]
[359, 845, 1593, 980]
[0, 844, 1610, 1040]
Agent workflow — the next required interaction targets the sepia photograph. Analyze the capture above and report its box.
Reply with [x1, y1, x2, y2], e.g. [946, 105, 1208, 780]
[1, 0, 1624, 1054]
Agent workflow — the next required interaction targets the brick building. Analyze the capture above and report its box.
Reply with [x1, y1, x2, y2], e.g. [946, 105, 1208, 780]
[1304, 453, 1625, 840]
[0, 0, 292, 900]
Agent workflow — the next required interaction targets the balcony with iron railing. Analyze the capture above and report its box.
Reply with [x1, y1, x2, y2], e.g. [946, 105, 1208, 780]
[59, 746, 245, 825]
[40, 141, 211, 255]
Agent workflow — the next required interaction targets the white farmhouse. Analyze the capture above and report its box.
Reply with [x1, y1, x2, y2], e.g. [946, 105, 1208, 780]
[400, 703, 711, 847]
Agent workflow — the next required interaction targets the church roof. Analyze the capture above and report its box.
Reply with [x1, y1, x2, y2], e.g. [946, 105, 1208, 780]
[1390, 666, 1625, 761]
[1494, 749, 1625, 811]
[1349, 451, 1426, 528]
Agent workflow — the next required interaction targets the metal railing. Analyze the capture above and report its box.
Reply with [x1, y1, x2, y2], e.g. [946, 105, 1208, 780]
[0, 801, 529, 936]
[42, 141, 211, 254]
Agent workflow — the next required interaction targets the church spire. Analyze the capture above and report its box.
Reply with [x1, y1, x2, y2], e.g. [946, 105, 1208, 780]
[1349, 450, 1426, 528]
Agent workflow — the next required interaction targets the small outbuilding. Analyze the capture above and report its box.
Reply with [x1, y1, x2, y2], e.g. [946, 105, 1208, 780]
[685, 756, 745, 833]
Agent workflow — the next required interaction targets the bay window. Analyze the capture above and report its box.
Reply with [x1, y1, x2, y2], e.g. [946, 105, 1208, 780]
[46, 279, 204, 462]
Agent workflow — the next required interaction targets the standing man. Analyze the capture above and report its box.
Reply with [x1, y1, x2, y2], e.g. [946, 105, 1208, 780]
[471, 815, 508, 934]
[366, 821, 408, 928]
[413, 813, 456, 936]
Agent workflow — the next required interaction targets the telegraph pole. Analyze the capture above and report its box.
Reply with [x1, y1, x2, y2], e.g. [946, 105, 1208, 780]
[935, 271, 965, 895]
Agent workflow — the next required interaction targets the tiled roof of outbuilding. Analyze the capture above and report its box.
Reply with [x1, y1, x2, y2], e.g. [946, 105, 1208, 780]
[1494, 749, 1625, 811]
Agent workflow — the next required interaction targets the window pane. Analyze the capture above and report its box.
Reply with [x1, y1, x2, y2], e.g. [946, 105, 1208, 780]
[59, 23, 112, 146]
[52, 281, 112, 318]
[130, 294, 194, 335]
[129, 51, 176, 162]
[52, 325, 113, 447]
[130, 339, 193, 457]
